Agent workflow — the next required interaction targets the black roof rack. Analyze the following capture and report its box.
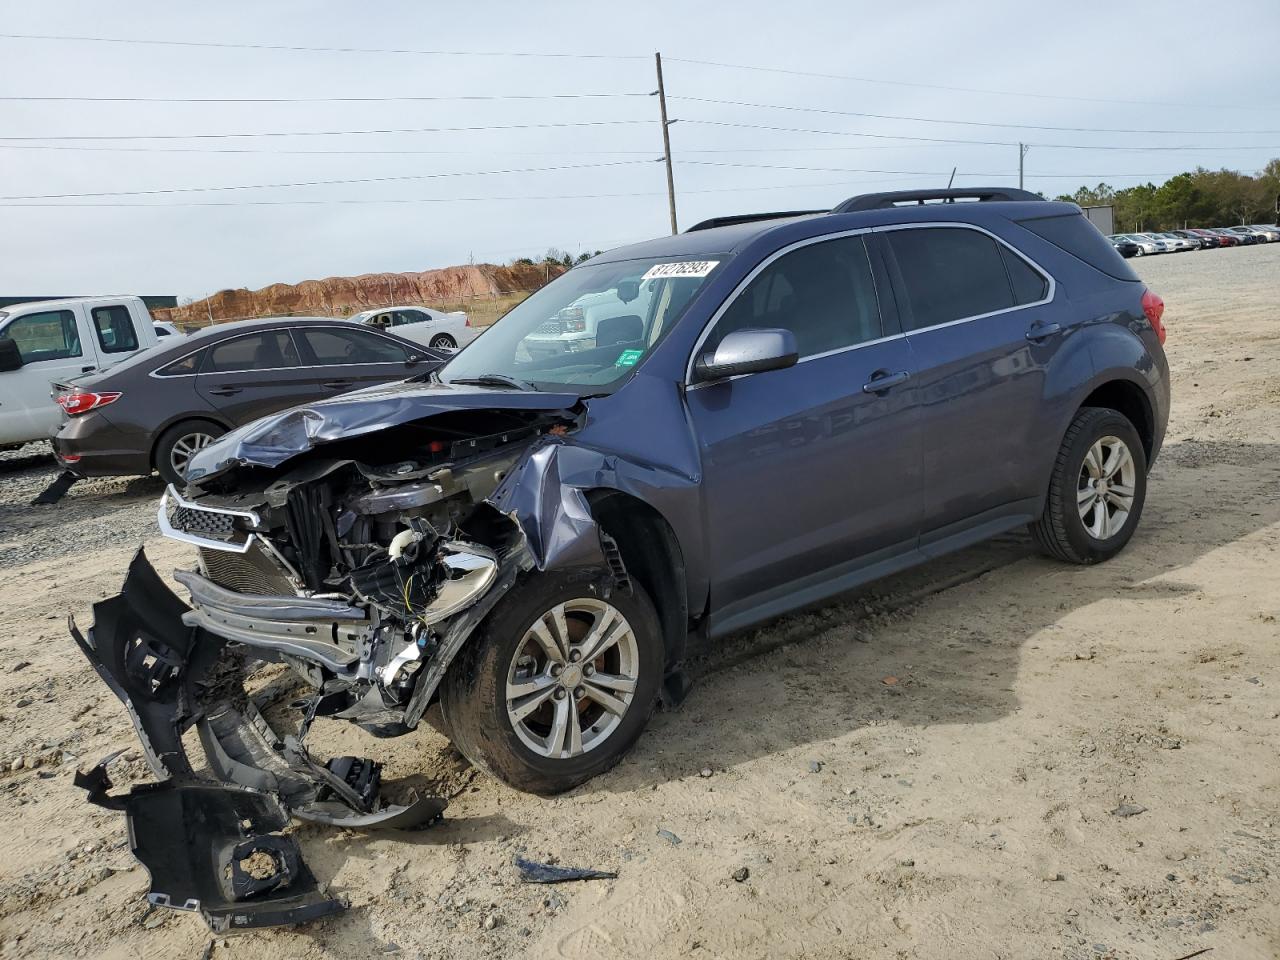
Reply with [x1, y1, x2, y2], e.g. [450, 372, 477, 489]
[685, 210, 824, 232]
[832, 187, 1041, 213]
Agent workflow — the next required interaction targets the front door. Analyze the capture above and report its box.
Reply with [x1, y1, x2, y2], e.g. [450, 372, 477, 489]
[290, 325, 418, 392]
[684, 233, 923, 629]
[0, 306, 97, 443]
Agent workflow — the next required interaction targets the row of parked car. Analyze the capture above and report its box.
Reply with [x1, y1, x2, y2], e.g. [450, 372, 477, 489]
[1108, 224, 1280, 257]
[0, 296, 477, 483]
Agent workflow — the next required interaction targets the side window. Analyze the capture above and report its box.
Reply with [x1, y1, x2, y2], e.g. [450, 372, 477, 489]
[297, 328, 409, 365]
[203, 331, 300, 373]
[706, 235, 883, 360]
[4, 310, 82, 363]
[1001, 246, 1049, 305]
[886, 228, 1015, 331]
[91, 305, 139, 354]
[395, 310, 424, 326]
[156, 350, 203, 376]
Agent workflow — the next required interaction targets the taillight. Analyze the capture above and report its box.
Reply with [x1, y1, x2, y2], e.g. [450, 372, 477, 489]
[1141, 289, 1166, 345]
[56, 390, 122, 416]
[464, 315, 472, 327]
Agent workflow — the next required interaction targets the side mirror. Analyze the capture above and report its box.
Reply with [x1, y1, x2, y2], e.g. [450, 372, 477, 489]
[695, 328, 798, 381]
[0, 338, 22, 373]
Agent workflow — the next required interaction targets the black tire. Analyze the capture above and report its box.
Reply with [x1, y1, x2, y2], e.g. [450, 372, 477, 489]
[429, 333, 456, 350]
[1029, 407, 1148, 565]
[440, 569, 663, 795]
[154, 419, 225, 486]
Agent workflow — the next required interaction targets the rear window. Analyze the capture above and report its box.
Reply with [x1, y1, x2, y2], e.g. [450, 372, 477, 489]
[1015, 213, 1140, 282]
[91, 305, 139, 354]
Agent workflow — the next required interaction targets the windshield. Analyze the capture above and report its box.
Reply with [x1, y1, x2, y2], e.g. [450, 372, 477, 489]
[438, 256, 722, 394]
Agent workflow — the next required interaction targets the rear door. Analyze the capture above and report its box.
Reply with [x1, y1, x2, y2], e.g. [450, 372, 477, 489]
[292, 325, 418, 392]
[0, 306, 99, 443]
[194, 328, 320, 424]
[685, 233, 923, 629]
[879, 224, 1058, 541]
[87, 303, 145, 372]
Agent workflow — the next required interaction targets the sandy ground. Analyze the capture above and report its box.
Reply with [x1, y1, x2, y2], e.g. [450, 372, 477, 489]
[0, 245, 1277, 960]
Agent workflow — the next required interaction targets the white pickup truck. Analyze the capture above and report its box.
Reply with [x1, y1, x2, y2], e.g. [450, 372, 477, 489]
[0, 296, 160, 451]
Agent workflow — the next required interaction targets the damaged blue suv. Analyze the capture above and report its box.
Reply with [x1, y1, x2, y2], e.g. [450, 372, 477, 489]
[74, 188, 1168, 928]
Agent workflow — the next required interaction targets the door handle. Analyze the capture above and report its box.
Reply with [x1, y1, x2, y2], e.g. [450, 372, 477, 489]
[207, 385, 242, 397]
[1025, 322, 1062, 342]
[321, 379, 355, 390]
[81, 365, 96, 373]
[862, 370, 910, 394]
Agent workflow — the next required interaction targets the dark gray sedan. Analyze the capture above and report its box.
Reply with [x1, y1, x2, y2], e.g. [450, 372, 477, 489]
[52, 317, 443, 484]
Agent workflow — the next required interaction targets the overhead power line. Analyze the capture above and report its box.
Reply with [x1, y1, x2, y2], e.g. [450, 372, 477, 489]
[0, 92, 651, 104]
[4, 130, 1277, 157]
[681, 119, 1280, 153]
[0, 159, 661, 201]
[0, 32, 648, 60]
[679, 159, 1178, 179]
[673, 96, 1280, 136]
[0, 174, 946, 208]
[0, 119, 652, 142]
[4, 156, 1179, 204]
[664, 57, 1276, 112]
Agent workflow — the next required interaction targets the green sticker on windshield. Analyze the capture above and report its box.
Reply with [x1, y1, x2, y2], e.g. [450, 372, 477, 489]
[615, 348, 644, 368]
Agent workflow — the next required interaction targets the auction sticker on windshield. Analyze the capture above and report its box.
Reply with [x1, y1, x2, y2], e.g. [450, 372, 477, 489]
[641, 260, 719, 280]
[615, 348, 645, 367]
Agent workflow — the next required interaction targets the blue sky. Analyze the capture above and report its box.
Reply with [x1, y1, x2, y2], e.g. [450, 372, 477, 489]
[1, 0, 1277, 297]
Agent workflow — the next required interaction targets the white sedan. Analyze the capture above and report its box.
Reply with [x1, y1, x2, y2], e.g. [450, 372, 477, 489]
[351, 305, 477, 351]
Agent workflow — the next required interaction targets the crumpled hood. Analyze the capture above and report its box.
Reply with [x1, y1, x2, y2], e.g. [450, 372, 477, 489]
[185, 378, 582, 482]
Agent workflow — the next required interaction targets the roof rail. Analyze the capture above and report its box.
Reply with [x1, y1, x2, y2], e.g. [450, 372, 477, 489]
[832, 187, 1041, 213]
[684, 210, 824, 233]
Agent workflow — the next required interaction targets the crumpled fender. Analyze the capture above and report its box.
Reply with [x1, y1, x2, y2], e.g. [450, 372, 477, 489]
[486, 439, 609, 571]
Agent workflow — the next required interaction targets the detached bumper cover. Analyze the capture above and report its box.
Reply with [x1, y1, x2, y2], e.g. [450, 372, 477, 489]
[76, 764, 344, 932]
[70, 549, 446, 930]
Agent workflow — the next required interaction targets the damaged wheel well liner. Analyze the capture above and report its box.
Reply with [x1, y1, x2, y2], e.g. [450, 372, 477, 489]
[586, 489, 688, 672]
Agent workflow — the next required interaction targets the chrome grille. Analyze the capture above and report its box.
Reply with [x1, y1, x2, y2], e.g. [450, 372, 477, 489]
[534, 320, 562, 336]
[198, 544, 295, 596]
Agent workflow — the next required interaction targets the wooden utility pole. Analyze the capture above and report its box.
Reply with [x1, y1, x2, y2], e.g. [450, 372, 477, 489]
[655, 52, 678, 234]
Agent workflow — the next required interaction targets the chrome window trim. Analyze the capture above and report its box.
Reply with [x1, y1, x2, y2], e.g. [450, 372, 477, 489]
[148, 324, 412, 379]
[684, 221, 1056, 390]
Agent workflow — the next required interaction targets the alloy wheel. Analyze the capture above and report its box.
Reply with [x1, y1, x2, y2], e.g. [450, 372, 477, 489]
[1077, 435, 1137, 540]
[169, 431, 216, 478]
[505, 598, 640, 760]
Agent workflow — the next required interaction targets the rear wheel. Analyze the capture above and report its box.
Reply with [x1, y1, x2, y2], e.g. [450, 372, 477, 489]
[154, 419, 224, 486]
[1029, 407, 1147, 565]
[429, 333, 457, 350]
[440, 569, 663, 794]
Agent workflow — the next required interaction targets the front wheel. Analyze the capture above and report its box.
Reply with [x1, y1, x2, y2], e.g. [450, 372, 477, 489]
[440, 570, 663, 794]
[1029, 407, 1147, 565]
[429, 333, 456, 350]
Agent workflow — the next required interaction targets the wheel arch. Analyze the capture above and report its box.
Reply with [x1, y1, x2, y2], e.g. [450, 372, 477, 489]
[1077, 377, 1155, 462]
[584, 488, 689, 671]
[148, 413, 233, 470]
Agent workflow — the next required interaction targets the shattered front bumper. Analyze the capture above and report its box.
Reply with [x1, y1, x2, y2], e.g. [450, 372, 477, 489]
[70, 550, 447, 931]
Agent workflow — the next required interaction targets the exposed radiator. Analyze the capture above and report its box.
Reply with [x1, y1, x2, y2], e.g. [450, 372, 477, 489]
[198, 544, 295, 596]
